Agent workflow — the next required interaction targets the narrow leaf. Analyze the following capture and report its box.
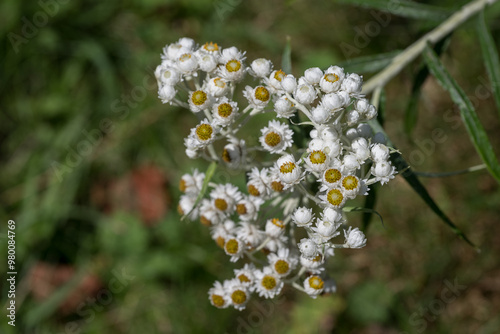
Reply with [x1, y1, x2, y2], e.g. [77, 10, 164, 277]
[362, 184, 378, 232]
[390, 152, 479, 251]
[338, 50, 401, 74]
[423, 44, 500, 183]
[476, 10, 500, 117]
[334, 0, 451, 21]
[181, 161, 217, 221]
[282, 36, 292, 74]
[404, 35, 451, 136]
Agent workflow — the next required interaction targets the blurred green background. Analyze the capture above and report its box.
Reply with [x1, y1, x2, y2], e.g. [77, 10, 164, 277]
[1, 0, 500, 333]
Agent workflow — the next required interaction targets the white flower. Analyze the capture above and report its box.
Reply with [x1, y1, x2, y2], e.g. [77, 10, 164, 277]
[212, 98, 239, 127]
[320, 66, 345, 93]
[351, 137, 370, 162]
[268, 248, 298, 277]
[298, 238, 318, 259]
[274, 96, 296, 118]
[292, 207, 314, 227]
[191, 119, 218, 147]
[319, 187, 347, 209]
[249, 58, 273, 78]
[300, 253, 325, 273]
[158, 66, 181, 86]
[236, 196, 263, 221]
[371, 161, 397, 185]
[210, 183, 243, 215]
[226, 279, 250, 310]
[224, 236, 246, 262]
[210, 220, 236, 248]
[310, 105, 330, 124]
[246, 167, 271, 198]
[199, 200, 223, 226]
[259, 120, 293, 154]
[341, 73, 363, 95]
[253, 266, 284, 299]
[304, 67, 323, 85]
[266, 70, 286, 94]
[208, 281, 230, 309]
[276, 154, 303, 187]
[244, 85, 271, 110]
[179, 169, 205, 196]
[198, 41, 221, 57]
[304, 149, 330, 173]
[206, 77, 229, 97]
[320, 166, 343, 189]
[176, 52, 198, 75]
[293, 83, 317, 105]
[281, 74, 297, 94]
[234, 263, 256, 287]
[343, 153, 361, 172]
[158, 85, 177, 104]
[371, 143, 390, 162]
[218, 47, 246, 82]
[303, 275, 325, 298]
[222, 138, 246, 168]
[321, 207, 343, 224]
[344, 227, 367, 248]
[265, 218, 286, 238]
[178, 194, 198, 219]
[188, 89, 213, 113]
[236, 221, 265, 249]
[197, 52, 218, 72]
[311, 219, 341, 242]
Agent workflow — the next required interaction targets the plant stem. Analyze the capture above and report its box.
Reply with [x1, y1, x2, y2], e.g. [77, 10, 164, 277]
[362, 0, 498, 95]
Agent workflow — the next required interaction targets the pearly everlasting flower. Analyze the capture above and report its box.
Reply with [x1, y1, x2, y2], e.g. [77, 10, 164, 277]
[274, 96, 296, 118]
[304, 67, 323, 85]
[320, 66, 345, 93]
[158, 66, 181, 86]
[177, 52, 199, 75]
[236, 221, 265, 249]
[191, 119, 218, 147]
[234, 263, 256, 287]
[268, 248, 298, 277]
[341, 174, 361, 199]
[312, 219, 341, 242]
[303, 275, 325, 298]
[311, 105, 330, 124]
[253, 266, 284, 299]
[158, 85, 177, 104]
[244, 85, 271, 110]
[341, 73, 363, 95]
[281, 74, 297, 94]
[246, 167, 270, 198]
[320, 187, 347, 209]
[188, 89, 213, 113]
[236, 196, 262, 221]
[207, 77, 230, 97]
[249, 58, 273, 78]
[259, 120, 293, 154]
[265, 218, 286, 238]
[293, 83, 317, 105]
[178, 194, 198, 219]
[298, 238, 318, 259]
[218, 47, 246, 82]
[276, 154, 303, 187]
[266, 70, 286, 94]
[226, 279, 251, 310]
[371, 143, 390, 162]
[221, 138, 246, 168]
[197, 52, 218, 73]
[212, 98, 239, 127]
[292, 207, 314, 227]
[224, 236, 246, 262]
[344, 227, 367, 249]
[304, 149, 330, 173]
[371, 161, 397, 185]
[208, 281, 230, 309]
[179, 169, 205, 196]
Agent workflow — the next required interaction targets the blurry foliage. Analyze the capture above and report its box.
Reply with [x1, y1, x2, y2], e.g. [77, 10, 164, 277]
[1, 0, 500, 333]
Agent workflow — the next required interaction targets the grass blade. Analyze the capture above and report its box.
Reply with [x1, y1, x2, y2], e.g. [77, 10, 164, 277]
[476, 10, 500, 118]
[282, 36, 292, 74]
[423, 44, 500, 183]
[334, 0, 451, 21]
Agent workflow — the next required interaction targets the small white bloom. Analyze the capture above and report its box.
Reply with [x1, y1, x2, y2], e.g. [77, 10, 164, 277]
[310, 105, 330, 124]
[346, 110, 361, 126]
[208, 281, 230, 309]
[218, 47, 246, 82]
[236, 221, 265, 249]
[357, 123, 373, 138]
[274, 96, 296, 118]
[371, 143, 390, 163]
[340, 174, 361, 199]
[221, 138, 246, 168]
[341, 73, 363, 95]
[298, 238, 318, 259]
[304, 149, 330, 173]
[344, 227, 367, 248]
[206, 77, 230, 97]
[236, 195, 262, 221]
[210, 183, 243, 215]
[226, 279, 251, 310]
[234, 263, 256, 287]
[281, 74, 297, 94]
[312, 219, 341, 242]
[259, 120, 294, 154]
[158, 85, 177, 104]
[371, 161, 397, 185]
[159, 66, 181, 86]
[197, 52, 218, 72]
[212, 98, 239, 127]
[265, 218, 286, 238]
[188, 89, 213, 113]
[276, 154, 303, 187]
[292, 207, 314, 227]
[246, 167, 271, 198]
[319, 187, 347, 209]
[224, 236, 246, 262]
[319, 65, 345, 93]
[178, 194, 198, 220]
[321, 92, 345, 113]
[293, 83, 317, 105]
[321, 207, 343, 224]
[266, 70, 286, 94]
[343, 153, 361, 172]
[253, 266, 284, 299]
[176, 52, 198, 75]
[351, 137, 370, 162]
[244, 85, 271, 110]
[303, 275, 325, 298]
[304, 67, 323, 85]
[179, 169, 205, 196]
[320, 166, 343, 189]
[191, 119, 218, 147]
[268, 248, 298, 277]
[249, 58, 273, 78]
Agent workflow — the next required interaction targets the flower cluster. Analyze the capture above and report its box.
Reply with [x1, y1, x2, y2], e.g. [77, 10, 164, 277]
[156, 38, 397, 310]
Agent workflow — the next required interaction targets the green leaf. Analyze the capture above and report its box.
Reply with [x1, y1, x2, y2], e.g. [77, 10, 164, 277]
[338, 50, 401, 74]
[281, 36, 292, 74]
[422, 44, 500, 183]
[334, 0, 451, 21]
[181, 161, 217, 221]
[476, 10, 500, 118]
[404, 35, 451, 137]
[390, 152, 479, 252]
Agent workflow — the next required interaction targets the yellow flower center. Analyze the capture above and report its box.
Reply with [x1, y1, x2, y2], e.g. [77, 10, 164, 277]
[255, 86, 270, 102]
[324, 73, 339, 83]
[196, 124, 213, 141]
[264, 132, 281, 147]
[327, 189, 344, 206]
[271, 181, 284, 192]
[213, 77, 226, 88]
[312, 254, 322, 262]
[217, 103, 233, 118]
[231, 290, 247, 305]
[271, 218, 284, 228]
[191, 90, 208, 106]
[203, 42, 219, 52]
[200, 215, 211, 226]
[211, 294, 225, 307]
[247, 184, 260, 196]
[179, 53, 191, 62]
[309, 150, 327, 164]
[274, 260, 290, 275]
[274, 70, 286, 82]
[222, 148, 231, 163]
[236, 203, 247, 215]
[308, 276, 324, 290]
[179, 179, 187, 192]
[216, 236, 225, 248]
[214, 198, 228, 211]
[225, 239, 239, 254]
[279, 162, 296, 174]
[238, 274, 250, 283]
[261, 275, 277, 290]
[163, 70, 173, 80]
[226, 59, 241, 72]
[324, 168, 342, 184]
[342, 175, 359, 191]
